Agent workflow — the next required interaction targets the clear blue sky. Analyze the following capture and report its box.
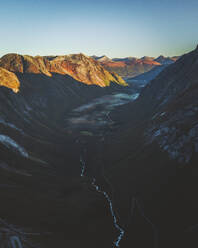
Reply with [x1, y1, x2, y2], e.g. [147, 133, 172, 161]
[0, 0, 197, 58]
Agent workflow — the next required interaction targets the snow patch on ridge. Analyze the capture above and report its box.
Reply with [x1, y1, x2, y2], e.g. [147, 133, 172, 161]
[0, 117, 24, 133]
[0, 135, 28, 158]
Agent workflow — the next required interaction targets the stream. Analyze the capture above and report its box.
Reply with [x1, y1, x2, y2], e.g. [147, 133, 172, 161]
[79, 149, 161, 248]
[80, 155, 125, 248]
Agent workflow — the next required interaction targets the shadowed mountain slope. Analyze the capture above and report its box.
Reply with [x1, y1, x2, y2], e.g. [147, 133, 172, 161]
[99, 45, 198, 248]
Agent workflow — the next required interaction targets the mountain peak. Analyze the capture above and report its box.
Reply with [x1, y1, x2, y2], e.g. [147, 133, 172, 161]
[154, 55, 176, 65]
[141, 56, 155, 61]
[92, 55, 111, 63]
[156, 55, 165, 59]
[0, 53, 24, 73]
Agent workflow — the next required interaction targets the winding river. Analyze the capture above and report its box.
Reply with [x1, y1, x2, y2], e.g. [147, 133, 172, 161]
[80, 155, 125, 247]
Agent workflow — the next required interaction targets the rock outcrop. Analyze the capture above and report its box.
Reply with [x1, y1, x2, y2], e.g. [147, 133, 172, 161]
[0, 67, 20, 93]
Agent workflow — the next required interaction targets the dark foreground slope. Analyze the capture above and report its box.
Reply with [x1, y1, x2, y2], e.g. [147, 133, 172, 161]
[100, 46, 198, 248]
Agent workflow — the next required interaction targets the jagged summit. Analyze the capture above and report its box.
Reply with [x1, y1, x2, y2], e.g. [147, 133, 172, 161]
[93, 54, 176, 78]
[92, 54, 180, 78]
[154, 55, 178, 64]
[140, 56, 155, 61]
[91, 55, 111, 63]
[0, 53, 127, 91]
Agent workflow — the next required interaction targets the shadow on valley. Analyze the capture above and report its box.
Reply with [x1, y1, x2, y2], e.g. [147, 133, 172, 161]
[1, 47, 198, 248]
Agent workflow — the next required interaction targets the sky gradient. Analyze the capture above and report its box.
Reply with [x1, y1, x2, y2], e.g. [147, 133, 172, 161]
[0, 0, 197, 58]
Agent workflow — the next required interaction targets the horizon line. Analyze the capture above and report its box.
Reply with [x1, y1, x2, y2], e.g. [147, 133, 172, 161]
[0, 50, 189, 60]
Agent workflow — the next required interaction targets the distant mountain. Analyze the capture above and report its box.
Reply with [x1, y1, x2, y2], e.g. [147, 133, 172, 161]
[91, 55, 111, 63]
[154, 55, 180, 64]
[100, 58, 160, 78]
[112, 57, 137, 62]
[92, 54, 179, 78]
[0, 53, 127, 89]
[140, 56, 155, 61]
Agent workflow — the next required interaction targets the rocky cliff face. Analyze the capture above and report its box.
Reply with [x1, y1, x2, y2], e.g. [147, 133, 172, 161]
[111, 46, 198, 164]
[0, 53, 127, 89]
[98, 46, 198, 248]
[0, 67, 20, 93]
[141, 47, 198, 163]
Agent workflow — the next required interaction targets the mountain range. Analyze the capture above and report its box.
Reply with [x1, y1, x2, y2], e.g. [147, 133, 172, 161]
[0, 53, 127, 90]
[92, 55, 180, 78]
